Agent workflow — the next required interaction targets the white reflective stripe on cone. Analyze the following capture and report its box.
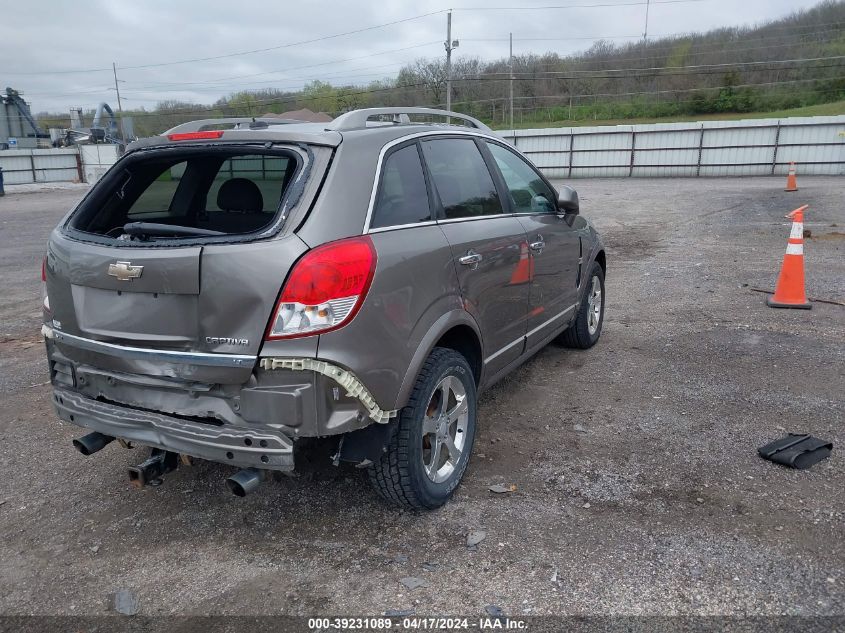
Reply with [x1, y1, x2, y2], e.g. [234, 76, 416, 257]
[786, 243, 804, 255]
[790, 222, 804, 239]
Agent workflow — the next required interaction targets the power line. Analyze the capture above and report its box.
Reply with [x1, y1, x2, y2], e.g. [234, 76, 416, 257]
[74, 56, 845, 120]
[29, 54, 844, 111]
[476, 55, 845, 77]
[123, 42, 441, 90]
[28, 27, 844, 101]
[7, 0, 716, 76]
[25, 58, 421, 99]
[80, 81, 435, 119]
[446, 78, 844, 107]
[454, 60, 845, 83]
[494, 28, 842, 66]
[27, 43, 439, 100]
[483, 30, 845, 70]
[4, 10, 447, 76]
[119, 11, 447, 70]
[453, 0, 707, 10]
[463, 22, 845, 43]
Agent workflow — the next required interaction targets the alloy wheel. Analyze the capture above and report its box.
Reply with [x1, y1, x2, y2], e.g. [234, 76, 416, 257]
[587, 275, 602, 336]
[421, 375, 469, 483]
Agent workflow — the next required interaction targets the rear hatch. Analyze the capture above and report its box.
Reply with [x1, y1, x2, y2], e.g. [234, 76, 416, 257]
[45, 140, 330, 384]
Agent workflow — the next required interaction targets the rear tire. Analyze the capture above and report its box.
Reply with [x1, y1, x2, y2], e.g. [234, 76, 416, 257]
[558, 261, 605, 349]
[368, 347, 476, 510]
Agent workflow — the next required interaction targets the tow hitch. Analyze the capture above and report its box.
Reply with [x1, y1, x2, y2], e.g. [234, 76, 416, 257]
[128, 449, 179, 488]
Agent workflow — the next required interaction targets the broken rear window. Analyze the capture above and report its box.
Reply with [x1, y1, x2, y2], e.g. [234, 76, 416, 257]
[67, 148, 299, 242]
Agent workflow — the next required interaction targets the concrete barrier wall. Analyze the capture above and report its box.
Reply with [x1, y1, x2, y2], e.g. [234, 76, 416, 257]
[500, 115, 845, 178]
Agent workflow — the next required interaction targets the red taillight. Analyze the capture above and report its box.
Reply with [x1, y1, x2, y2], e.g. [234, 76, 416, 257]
[41, 256, 51, 314]
[167, 130, 225, 141]
[266, 236, 376, 340]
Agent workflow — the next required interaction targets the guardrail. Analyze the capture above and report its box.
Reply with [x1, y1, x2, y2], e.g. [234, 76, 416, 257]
[501, 115, 845, 178]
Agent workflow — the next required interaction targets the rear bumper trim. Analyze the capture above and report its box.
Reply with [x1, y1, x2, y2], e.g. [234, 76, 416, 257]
[42, 325, 256, 368]
[53, 388, 294, 471]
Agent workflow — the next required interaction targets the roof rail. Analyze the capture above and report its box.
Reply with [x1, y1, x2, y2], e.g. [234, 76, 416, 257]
[327, 108, 492, 133]
[162, 117, 304, 136]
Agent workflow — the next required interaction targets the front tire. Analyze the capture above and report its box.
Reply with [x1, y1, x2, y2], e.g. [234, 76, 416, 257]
[369, 348, 477, 509]
[558, 261, 605, 349]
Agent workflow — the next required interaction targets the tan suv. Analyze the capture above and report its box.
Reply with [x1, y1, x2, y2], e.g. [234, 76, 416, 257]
[42, 107, 606, 508]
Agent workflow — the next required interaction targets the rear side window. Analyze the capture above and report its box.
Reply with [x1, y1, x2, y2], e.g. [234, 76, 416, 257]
[124, 163, 185, 220]
[69, 150, 297, 240]
[421, 138, 503, 219]
[371, 144, 431, 229]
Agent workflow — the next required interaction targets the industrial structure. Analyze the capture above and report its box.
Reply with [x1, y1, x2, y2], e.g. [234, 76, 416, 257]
[1, 86, 134, 150]
[0, 87, 48, 149]
[56, 102, 134, 147]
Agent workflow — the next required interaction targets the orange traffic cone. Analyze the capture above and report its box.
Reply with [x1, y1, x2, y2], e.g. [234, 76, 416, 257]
[784, 162, 798, 192]
[509, 242, 534, 285]
[767, 205, 811, 310]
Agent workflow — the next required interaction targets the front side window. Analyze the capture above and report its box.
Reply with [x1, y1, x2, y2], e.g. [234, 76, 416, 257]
[421, 138, 503, 219]
[371, 144, 432, 229]
[487, 142, 557, 215]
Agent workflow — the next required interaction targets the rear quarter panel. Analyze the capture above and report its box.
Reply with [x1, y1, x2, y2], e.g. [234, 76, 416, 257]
[295, 135, 381, 247]
[315, 225, 465, 410]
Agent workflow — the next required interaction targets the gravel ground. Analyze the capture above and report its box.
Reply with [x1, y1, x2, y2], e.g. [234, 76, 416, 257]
[0, 177, 842, 618]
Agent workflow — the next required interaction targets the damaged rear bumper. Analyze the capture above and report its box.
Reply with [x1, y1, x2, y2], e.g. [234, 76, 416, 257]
[52, 388, 295, 471]
[43, 327, 399, 469]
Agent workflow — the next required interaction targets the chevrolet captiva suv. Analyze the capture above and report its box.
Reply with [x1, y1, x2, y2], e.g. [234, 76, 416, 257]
[42, 107, 606, 509]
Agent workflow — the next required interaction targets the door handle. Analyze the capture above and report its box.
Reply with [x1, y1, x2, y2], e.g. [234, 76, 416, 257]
[529, 240, 545, 252]
[458, 251, 483, 268]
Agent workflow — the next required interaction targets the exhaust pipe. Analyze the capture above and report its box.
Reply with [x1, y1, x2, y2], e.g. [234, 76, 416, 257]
[73, 432, 115, 456]
[226, 468, 264, 497]
[128, 449, 178, 488]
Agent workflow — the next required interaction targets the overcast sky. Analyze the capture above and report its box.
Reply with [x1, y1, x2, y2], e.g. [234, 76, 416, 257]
[1, 0, 828, 114]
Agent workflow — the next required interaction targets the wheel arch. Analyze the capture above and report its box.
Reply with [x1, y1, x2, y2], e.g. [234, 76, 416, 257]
[394, 310, 483, 410]
[594, 249, 607, 276]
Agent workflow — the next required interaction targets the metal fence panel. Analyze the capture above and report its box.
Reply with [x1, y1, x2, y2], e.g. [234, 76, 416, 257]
[0, 148, 80, 184]
[505, 115, 845, 178]
[0, 152, 34, 184]
[79, 144, 120, 184]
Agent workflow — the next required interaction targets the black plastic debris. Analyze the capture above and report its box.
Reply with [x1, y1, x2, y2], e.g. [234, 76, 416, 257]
[758, 434, 833, 470]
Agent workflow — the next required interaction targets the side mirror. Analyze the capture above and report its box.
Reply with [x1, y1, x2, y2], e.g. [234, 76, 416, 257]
[557, 186, 579, 215]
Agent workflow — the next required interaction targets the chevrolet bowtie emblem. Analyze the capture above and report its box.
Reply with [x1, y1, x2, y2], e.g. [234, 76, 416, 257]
[108, 261, 144, 281]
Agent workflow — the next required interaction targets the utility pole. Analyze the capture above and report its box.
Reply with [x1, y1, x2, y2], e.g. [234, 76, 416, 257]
[112, 63, 124, 115]
[509, 32, 514, 135]
[112, 62, 124, 140]
[642, 0, 650, 41]
[445, 11, 458, 112]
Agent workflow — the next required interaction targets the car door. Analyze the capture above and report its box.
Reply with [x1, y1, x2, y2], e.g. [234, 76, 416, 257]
[420, 137, 530, 378]
[484, 141, 581, 349]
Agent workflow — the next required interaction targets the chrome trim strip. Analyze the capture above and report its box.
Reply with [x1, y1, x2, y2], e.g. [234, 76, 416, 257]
[525, 304, 577, 339]
[483, 304, 578, 365]
[437, 213, 518, 225]
[49, 329, 256, 368]
[367, 220, 439, 234]
[363, 129, 507, 234]
[483, 336, 524, 364]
